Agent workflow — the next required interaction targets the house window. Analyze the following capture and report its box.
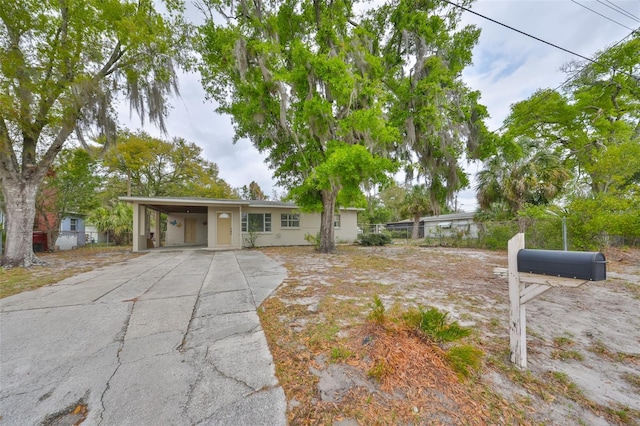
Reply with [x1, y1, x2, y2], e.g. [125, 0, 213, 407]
[242, 213, 272, 232]
[334, 214, 341, 228]
[281, 213, 300, 228]
[70, 218, 78, 231]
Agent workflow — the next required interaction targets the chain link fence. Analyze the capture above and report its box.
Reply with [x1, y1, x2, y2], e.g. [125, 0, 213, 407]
[362, 219, 638, 251]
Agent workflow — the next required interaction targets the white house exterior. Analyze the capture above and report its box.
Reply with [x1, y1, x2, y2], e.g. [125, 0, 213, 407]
[120, 196, 360, 252]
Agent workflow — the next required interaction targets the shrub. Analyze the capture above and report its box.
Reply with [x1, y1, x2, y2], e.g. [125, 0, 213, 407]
[446, 344, 484, 378]
[304, 232, 321, 249]
[358, 233, 392, 246]
[402, 307, 471, 343]
[368, 295, 386, 324]
[389, 230, 410, 239]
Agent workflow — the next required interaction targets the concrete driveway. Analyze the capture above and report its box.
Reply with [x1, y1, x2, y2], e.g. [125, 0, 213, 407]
[0, 250, 288, 425]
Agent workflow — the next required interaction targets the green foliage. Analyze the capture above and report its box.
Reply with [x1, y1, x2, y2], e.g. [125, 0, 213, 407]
[399, 184, 438, 239]
[402, 307, 471, 343]
[87, 202, 133, 246]
[567, 193, 640, 249]
[389, 230, 410, 239]
[476, 138, 570, 224]
[243, 223, 261, 248]
[358, 233, 392, 246]
[0, 0, 190, 265]
[330, 346, 353, 363]
[368, 295, 386, 324]
[446, 344, 484, 378]
[477, 222, 519, 250]
[304, 232, 321, 250]
[368, 358, 391, 381]
[197, 0, 485, 253]
[102, 131, 236, 200]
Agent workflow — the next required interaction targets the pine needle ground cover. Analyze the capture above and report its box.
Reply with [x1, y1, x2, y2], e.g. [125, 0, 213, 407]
[259, 245, 640, 425]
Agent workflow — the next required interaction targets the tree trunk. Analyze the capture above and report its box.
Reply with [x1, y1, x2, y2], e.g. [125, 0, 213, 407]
[319, 189, 337, 253]
[1, 179, 40, 266]
[412, 215, 421, 239]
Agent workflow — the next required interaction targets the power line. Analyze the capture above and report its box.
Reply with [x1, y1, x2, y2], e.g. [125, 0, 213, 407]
[602, 0, 640, 22]
[570, 0, 636, 30]
[441, 0, 639, 80]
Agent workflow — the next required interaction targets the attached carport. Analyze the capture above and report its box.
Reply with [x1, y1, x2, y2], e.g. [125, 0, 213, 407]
[120, 196, 251, 252]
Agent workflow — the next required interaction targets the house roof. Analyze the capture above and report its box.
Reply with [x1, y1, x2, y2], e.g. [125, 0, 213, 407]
[388, 211, 476, 225]
[119, 196, 362, 214]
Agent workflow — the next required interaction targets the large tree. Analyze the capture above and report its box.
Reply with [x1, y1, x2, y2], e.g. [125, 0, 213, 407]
[101, 131, 236, 199]
[475, 138, 570, 230]
[0, 0, 189, 266]
[197, 0, 398, 253]
[503, 35, 640, 196]
[374, 0, 493, 207]
[197, 0, 487, 253]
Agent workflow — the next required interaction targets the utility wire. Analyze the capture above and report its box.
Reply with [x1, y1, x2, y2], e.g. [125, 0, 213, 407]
[441, 0, 639, 80]
[602, 0, 640, 22]
[570, 0, 636, 30]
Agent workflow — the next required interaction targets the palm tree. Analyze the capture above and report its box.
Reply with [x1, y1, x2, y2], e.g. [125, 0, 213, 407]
[400, 185, 438, 239]
[88, 202, 133, 246]
[476, 139, 570, 230]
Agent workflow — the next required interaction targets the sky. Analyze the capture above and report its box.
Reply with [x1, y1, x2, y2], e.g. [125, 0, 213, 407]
[120, 0, 640, 212]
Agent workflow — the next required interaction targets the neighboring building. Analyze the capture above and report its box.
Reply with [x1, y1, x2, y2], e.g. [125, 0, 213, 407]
[55, 214, 86, 250]
[84, 223, 109, 244]
[386, 212, 479, 239]
[120, 196, 361, 252]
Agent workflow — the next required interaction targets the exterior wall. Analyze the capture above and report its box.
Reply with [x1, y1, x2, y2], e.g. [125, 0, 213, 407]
[335, 210, 359, 242]
[55, 216, 86, 250]
[85, 225, 108, 244]
[165, 213, 208, 246]
[423, 219, 479, 239]
[207, 206, 242, 249]
[241, 208, 359, 247]
[125, 198, 360, 251]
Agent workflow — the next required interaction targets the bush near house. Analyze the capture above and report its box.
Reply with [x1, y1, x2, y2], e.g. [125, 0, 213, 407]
[358, 233, 392, 246]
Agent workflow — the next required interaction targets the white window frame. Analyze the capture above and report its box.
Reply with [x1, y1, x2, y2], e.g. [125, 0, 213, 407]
[333, 214, 341, 228]
[242, 213, 272, 232]
[280, 213, 300, 229]
[70, 218, 78, 231]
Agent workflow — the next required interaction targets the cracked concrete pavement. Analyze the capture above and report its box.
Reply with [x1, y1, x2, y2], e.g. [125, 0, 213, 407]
[0, 249, 288, 425]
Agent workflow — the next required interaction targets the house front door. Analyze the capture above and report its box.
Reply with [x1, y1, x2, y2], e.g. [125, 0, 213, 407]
[185, 218, 197, 244]
[216, 212, 232, 245]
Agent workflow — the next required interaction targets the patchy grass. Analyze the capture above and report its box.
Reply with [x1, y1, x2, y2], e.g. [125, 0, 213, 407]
[622, 372, 640, 390]
[260, 245, 640, 426]
[0, 246, 141, 299]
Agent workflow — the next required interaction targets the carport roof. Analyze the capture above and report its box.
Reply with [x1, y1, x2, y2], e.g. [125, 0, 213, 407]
[120, 196, 364, 214]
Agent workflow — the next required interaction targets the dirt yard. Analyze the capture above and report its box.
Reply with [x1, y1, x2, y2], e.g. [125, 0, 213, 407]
[260, 244, 640, 425]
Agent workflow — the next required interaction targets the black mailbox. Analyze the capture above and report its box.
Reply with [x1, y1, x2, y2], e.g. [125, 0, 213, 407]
[517, 249, 606, 281]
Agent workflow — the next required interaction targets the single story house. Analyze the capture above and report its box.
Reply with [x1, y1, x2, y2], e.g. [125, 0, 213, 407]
[386, 212, 479, 239]
[120, 196, 360, 252]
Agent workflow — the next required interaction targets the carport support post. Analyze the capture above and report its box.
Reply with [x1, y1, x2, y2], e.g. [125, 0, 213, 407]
[508, 233, 527, 369]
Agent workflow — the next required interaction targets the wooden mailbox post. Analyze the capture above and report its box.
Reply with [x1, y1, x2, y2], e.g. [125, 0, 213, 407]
[507, 233, 606, 369]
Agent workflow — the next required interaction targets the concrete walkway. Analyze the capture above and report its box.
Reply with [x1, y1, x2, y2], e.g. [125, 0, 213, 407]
[0, 250, 288, 425]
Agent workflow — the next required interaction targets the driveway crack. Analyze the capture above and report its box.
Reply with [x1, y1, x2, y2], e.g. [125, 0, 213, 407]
[97, 300, 134, 425]
[177, 253, 216, 353]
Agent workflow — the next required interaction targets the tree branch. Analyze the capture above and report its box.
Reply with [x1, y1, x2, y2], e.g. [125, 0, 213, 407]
[37, 119, 78, 181]
[0, 115, 20, 178]
[97, 41, 124, 79]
